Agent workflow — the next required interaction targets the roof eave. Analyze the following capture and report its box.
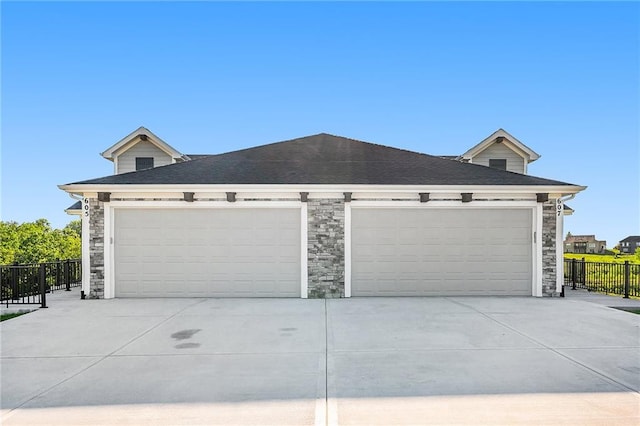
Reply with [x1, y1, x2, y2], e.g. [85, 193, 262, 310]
[59, 183, 587, 196]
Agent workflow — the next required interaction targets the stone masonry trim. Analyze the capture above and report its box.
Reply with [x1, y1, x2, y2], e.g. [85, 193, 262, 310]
[307, 199, 345, 298]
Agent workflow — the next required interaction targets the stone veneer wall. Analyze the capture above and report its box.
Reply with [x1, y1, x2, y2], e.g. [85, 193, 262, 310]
[541, 202, 557, 296]
[88, 199, 105, 298]
[307, 199, 345, 298]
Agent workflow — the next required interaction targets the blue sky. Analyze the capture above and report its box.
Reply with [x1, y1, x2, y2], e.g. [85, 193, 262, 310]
[1, 1, 638, 247]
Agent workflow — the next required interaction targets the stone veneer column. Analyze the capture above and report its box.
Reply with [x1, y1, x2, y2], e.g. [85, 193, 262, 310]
[541, 202, 557, 296]
[307, 199, 345, 298]
[88, 199, 105, 298]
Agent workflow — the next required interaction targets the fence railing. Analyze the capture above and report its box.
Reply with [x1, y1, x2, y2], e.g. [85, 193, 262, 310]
[0, 259, 82, 308]
[564, 258, 639, 298]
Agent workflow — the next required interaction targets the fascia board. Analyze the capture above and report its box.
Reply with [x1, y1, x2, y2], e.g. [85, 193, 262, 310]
[101, 127, 183, 160]
[462, 129, 541, 162]
[59, 183, 587, 195]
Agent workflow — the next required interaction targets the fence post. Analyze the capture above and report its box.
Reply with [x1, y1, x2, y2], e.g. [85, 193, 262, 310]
[571, 258, 577, 290]
[11, 262, 19, 300]
[64, 259, 71, 291]
[55, 259, 60, 291]
[39, 263, 47, 308]
[623, 261, 630, 299]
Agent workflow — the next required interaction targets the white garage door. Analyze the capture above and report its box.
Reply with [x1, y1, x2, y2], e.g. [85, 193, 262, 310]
[351, 208, 532, 296]
[114, 208, 300, 297]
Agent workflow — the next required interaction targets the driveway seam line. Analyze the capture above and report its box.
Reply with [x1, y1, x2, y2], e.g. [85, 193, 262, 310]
[3, 298, 207, 415]
[449, 298, 639, 394]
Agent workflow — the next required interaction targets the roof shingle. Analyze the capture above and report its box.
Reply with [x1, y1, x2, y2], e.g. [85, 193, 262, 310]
[67, 133, 577, 187]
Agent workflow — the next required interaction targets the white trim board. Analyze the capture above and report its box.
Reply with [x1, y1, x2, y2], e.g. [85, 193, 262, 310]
[60, 183, 586, 195]
[555, 199, 565, 294]
[81, 198, 91, 297]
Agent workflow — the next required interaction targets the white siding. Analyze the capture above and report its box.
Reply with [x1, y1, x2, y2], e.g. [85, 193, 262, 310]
[472, 143, 526, 174]
[116, 140, 173, 174]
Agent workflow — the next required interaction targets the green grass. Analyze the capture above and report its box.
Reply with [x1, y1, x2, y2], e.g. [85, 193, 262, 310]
[0, 312, 27, 322]
[613, 307, 640, 315]
[564, 253, 640, 265]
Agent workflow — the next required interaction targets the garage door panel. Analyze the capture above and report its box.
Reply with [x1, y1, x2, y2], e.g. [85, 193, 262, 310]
[352, 208, 533, 296]
[114, 208, 301, 298]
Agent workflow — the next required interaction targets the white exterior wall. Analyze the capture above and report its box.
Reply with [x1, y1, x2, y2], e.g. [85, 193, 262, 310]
[115, 141, 173, 174]
[472, 143, 526, 174]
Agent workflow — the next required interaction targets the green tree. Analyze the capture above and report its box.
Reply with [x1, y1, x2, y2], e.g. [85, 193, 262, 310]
[64, 220, 81, 238]
[0, 219, 81, 264]
[635, 247, 640, 261]
[0, 222, 20, 264]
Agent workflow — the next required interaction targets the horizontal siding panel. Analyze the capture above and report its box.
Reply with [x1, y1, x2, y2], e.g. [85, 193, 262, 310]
[116, 141, 173, 174]
[472, 143, 526, 174]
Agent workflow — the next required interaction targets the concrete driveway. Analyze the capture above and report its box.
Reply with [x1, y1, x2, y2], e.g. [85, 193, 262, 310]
[1, 292, 639, 425]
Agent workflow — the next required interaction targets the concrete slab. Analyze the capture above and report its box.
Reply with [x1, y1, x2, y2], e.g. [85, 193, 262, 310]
[559, 347, 640, 392]
[0, 356, 100, 410]
[329, 349, 627, 398]
[1, 296, 326, 425]
[488, 304, 639, 349]
[116, 299, 325, 356]
[331, 393, 640, 425]
[563, 288, 640, 308]
[2, 295, 639, 425]
[328, 298, 542, 351]
[327, 297, 640, 425]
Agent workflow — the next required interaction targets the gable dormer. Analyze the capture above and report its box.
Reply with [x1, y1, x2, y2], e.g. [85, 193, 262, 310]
[101, 127, 187, 174]
[459, 128, 540, 174]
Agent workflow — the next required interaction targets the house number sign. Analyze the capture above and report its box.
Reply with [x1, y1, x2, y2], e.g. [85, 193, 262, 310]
[83, 197, 90, 218]
[556, 198, 563, 217]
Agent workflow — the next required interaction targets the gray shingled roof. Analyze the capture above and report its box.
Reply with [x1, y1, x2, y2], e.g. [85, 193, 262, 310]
[68, 133, 577, 186]
[620, 236, 640, 243]
[66, 200, 81, 210]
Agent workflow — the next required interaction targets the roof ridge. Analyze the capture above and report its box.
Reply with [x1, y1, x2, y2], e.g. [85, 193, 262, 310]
[195, 133, 439, 160]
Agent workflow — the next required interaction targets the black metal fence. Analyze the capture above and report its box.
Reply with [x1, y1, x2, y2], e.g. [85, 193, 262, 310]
[0, 259, 82, 308]
[564, 258, 639, 298]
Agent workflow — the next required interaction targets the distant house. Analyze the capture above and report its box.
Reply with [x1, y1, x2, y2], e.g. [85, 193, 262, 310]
[564, 233, 606, 254]
[619, 236, 640, 254]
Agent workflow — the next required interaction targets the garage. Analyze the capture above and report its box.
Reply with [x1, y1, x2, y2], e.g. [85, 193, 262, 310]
[351, 208, 533, 296]
[114, 208, 301, 297]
